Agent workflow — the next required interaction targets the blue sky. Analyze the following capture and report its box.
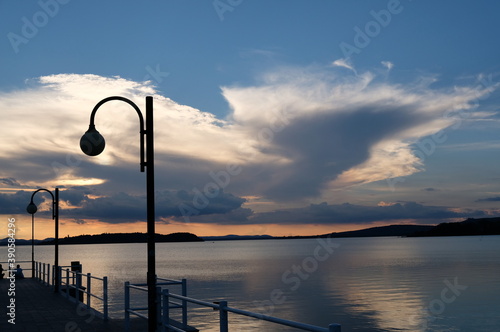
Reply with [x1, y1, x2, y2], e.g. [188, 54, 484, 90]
[1, 0, 500, 237]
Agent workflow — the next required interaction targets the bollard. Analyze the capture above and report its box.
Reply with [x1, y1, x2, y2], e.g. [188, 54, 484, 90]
[329, 323, 342, 332]
[181, 278, 187, 328]
[124, 282, 130, 332]
[162, 289, 170, 332]
[103, 276, 108, 321]
[219, 300, 228, 332]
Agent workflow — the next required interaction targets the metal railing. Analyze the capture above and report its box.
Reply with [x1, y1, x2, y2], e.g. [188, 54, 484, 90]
[162, 290, 341, 332]
[0, 260, 33, 279]
[124, 277, 341, 332]
[34, 261, 51, 285]
[125, 277, 187, 331]
[58, 266, 109, 321]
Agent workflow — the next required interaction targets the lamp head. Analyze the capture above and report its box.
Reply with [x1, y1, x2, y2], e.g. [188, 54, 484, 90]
[26, 202, 37, 214]
[80, 125, 105, 156]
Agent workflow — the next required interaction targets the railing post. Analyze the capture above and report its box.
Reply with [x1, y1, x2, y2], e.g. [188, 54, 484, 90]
[181, 278, 187, 328]
[219, 300, 228, 332]
[42, 263, 45, 284]
[86, 273, 91, 308]
[124, 282, 130, 332]
[58, 266, 62, 294]
[329, 323, 341, 332]
[76, 272, 82, 304]
[66, 269, 70, 300]
[156, 286, 162, 330]
[162, 289, 170, 332]
[103, 276, 108, 321]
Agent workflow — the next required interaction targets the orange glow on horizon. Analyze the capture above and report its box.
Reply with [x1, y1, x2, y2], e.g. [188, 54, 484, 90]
[2, 214, 429, 240]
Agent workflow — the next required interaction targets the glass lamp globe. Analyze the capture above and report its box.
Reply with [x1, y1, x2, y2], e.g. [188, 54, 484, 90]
[26, 202, 38, 214]
[80, 125, 105, 156]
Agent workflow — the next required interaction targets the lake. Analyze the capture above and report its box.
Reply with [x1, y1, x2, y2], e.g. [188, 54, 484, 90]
[6, 235, 500, 331]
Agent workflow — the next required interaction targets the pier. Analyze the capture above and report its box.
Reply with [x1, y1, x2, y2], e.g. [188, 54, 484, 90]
[1, 261, 341, 331]
[0, 278, 124, 331]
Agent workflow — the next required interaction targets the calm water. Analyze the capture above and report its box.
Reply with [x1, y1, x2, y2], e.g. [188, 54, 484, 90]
[5, 236, 500, 331]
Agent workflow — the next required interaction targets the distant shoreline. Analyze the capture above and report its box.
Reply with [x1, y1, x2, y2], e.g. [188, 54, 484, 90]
[3, 217, 499, 246]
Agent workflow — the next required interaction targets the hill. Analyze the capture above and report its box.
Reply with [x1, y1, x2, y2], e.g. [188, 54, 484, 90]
[407, 217, 500, 237]
[320, 224, 435, 238]
[202, 234, 274, 241]
[39, 232, 203, 245]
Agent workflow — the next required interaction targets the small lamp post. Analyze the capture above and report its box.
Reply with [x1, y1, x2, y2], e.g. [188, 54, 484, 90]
[27, 188, 59, 292]
[79, 96, 157, 331]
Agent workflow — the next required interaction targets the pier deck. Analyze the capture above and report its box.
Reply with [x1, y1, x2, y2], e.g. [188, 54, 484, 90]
[0, 278, 146, 331]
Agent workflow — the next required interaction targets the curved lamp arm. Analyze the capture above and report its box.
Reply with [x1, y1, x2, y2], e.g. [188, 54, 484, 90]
[81, 96, 147, 172]
[27, 188, 56, 219]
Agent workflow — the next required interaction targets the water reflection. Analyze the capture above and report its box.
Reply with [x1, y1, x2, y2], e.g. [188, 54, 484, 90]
[12, 236, 500, 331]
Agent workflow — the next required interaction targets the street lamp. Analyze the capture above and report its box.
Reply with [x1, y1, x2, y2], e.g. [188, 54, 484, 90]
[80, 96, 157, 331]
[26, 188, 59, 292]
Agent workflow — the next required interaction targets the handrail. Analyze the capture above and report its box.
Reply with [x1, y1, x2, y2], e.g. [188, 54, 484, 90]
[125, 277, 340, 332]
[162, 290, 341, 332]
[58, 266, 108, 320]
[124, 278, 188, 331]
[0, 260, 34, 273]
[32, 262, 108, 321]
[32, 261, 51, 285]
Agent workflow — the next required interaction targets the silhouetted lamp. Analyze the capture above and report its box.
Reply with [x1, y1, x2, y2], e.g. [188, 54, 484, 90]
[79, 96, 156, 331]
[26, 202, 37, 214]
[26, 188, 59, 292]
[80, 125, 105, 156]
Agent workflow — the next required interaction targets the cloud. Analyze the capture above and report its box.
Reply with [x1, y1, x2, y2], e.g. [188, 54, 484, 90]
[476, 196, 500, 202]
[55, 187, 247, 223]
[222, 64, 491, 199]
[248, 201, 487, 225]
[381, 61, 394, 71]
[332, 58, 356, 72]
[0, 178, 22, 187]
[0, 190, 33, 214]
[71, 218, 87, 225]
[0, 67, 495, 225]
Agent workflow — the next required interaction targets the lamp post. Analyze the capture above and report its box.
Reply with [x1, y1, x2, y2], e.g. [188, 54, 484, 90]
[26, 188, 59, 292]
[79, 96, 157, 331]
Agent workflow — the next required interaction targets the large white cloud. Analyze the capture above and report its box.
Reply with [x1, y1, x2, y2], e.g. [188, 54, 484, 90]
[0, 66, 494, 224]
[221, 64, 491, 200]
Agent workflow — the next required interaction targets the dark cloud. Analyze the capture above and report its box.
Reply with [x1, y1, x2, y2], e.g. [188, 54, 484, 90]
[254, 106, 425, 201]
[65, 189, 247, 223]
[0, 191, 33, 214]
[422, 188, 439, 192]
[71, 218, 87, 225]
[248, 201, 487, 225]
[0, 178, 23, 187]
[171, 207, 253, 225]
[476, 196, 500, 202]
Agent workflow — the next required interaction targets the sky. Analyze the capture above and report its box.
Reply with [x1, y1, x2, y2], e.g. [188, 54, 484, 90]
[1, 0, 500, 239]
